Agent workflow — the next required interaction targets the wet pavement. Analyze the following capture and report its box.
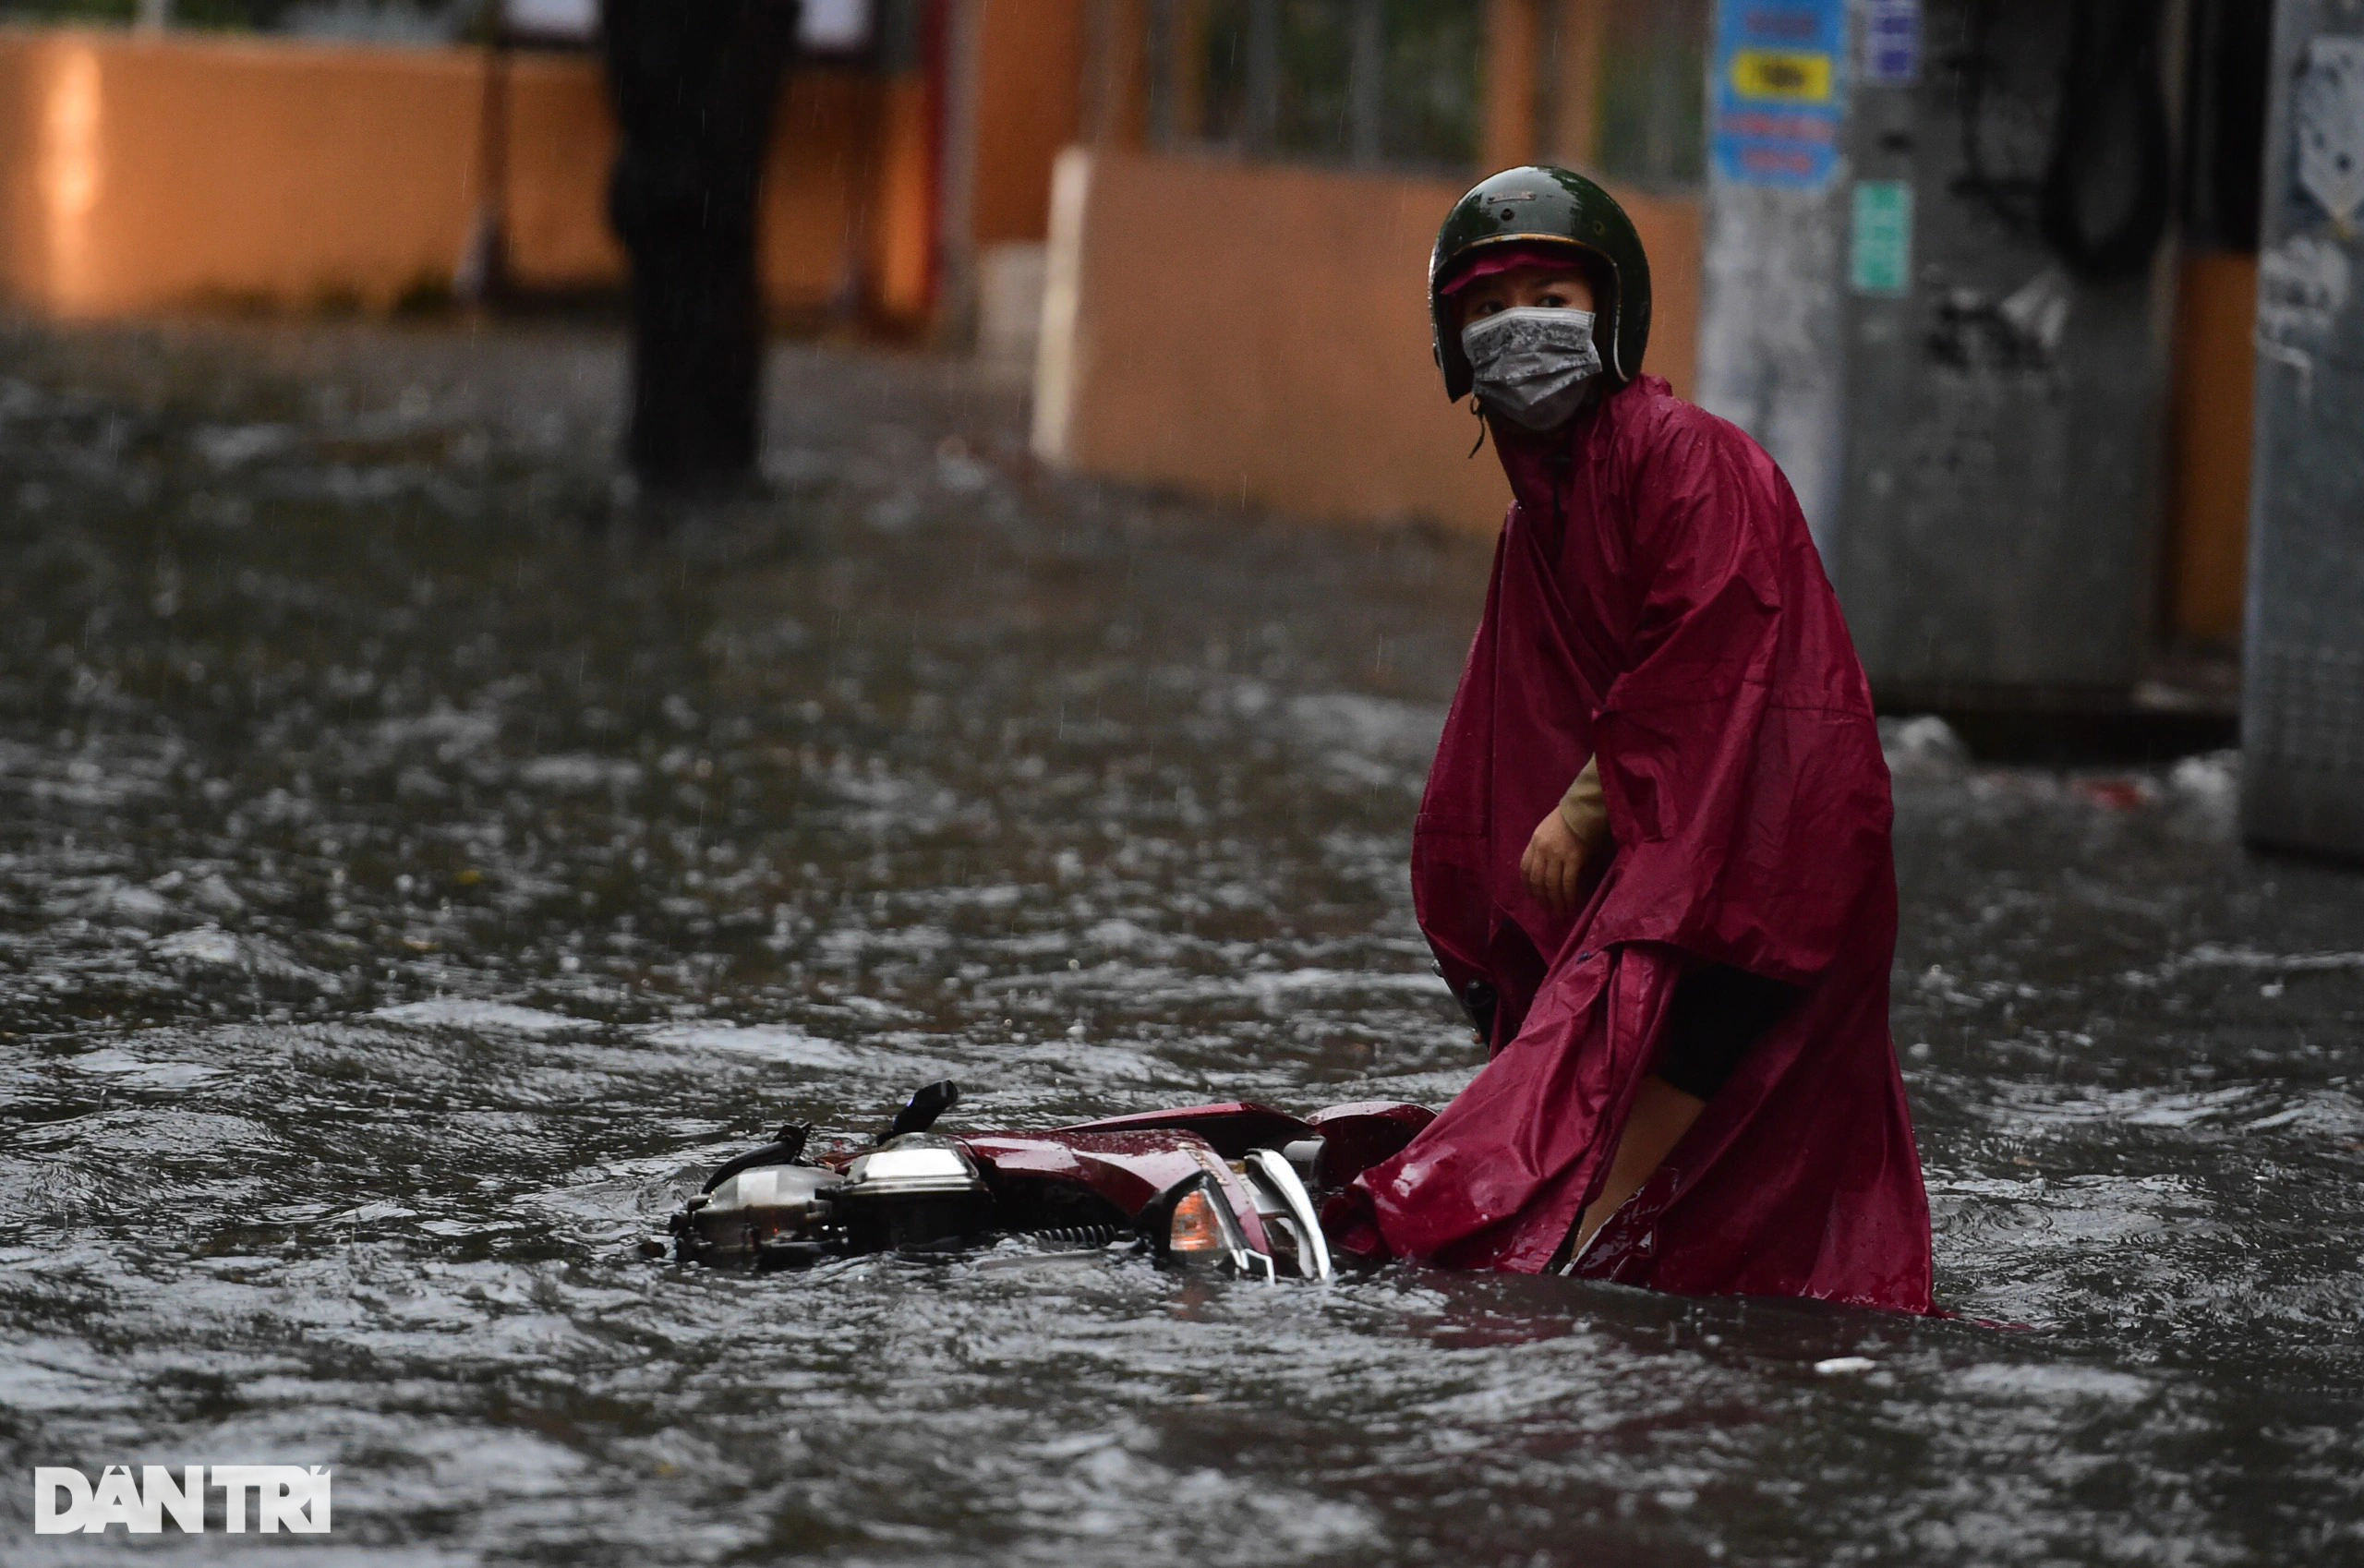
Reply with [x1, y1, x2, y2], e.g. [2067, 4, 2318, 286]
[3, 317, 2361, 1566]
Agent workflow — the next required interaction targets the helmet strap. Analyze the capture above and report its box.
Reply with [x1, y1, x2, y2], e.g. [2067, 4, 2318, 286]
[1466, 397, 1490, 458]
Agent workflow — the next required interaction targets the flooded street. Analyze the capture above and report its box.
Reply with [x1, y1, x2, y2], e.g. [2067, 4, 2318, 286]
[4, 319, 2361, 1565]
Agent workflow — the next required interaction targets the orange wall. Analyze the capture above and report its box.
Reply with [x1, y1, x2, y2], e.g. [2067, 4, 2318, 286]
[2166, 250, 2258, 648]
[1034, 147, 1699, 531]
[863, 73, 938, 322]
[500, 59, 625, 289]
[972, 0, 1085, 246]
[0, 30, 478, 313]
[0, 27, 929, 321]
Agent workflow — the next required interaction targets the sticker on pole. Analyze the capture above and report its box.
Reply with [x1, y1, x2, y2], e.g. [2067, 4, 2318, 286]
[1851, 181, 1913, 295]
[1863, 0, 1921, 87]
[1711, 0, 1848, 189]
[2295, 37, 2364, 225]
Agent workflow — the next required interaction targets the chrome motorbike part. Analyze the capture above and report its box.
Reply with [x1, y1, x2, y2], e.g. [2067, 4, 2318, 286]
[834, 1134, 991, 1252]
[1234, 1162, 1303, 1275]
[673, 1162, 844, 1266]
[839, 1137, 984, 1199]
[700, 1121, 813, 1194]
[1019, 1223, 1129, 1251]
[1245, 1148, 1333, 1282]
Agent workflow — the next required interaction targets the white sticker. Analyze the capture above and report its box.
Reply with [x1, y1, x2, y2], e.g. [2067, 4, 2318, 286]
[504, 0, 595, 42]
[800, 0, 874, 53]
[2258, 235, 2352, 344]
[2255, 235, 2353, 397]
[2296, 37, 2364, 223]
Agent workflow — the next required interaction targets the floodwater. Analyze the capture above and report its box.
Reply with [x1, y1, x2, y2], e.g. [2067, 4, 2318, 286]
[3, 320, 2360, 1567]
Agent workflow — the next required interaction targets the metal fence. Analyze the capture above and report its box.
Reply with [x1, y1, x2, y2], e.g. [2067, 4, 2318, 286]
[0, 0, 476, 42]
[1154, 0, 1484, 171]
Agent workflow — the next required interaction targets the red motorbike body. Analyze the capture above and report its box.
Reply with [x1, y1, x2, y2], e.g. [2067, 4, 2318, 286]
[667, 1092, 1435, 1278]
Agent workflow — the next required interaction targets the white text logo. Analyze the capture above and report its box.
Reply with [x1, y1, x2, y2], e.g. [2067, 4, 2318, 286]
[32, 1465, 332, 1534]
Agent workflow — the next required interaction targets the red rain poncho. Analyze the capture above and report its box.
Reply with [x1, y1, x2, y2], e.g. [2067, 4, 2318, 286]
[1335, 376, 1935, 1314]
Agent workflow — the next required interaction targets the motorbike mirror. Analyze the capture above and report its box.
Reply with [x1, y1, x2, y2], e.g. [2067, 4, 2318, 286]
[885, 1080, 960, 1140]
[700, 1121, 813, 1195]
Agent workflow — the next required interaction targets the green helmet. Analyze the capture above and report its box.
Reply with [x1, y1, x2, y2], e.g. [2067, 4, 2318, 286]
[1429, 165, 1653, 400]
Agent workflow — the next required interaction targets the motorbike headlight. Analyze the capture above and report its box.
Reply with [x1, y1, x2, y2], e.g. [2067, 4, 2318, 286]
[839, 1141, 983, 1198]
[833, 1136, 990, 1253]
[1167, 1187, 1231, 1262]
[1162, 1176, 1268, 1275]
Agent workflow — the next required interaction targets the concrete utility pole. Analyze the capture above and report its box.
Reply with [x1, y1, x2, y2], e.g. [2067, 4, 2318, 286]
[936, 0, 986, 349]
[1348, 0, 1382, 165]
[1546, 0, 1609, 171]
[1694, 0, 1852, 546]
[455, 0, 513, 308]
[1242, 0, 1280, 154]
[2241, 0, 2364, 857]
[1145, 0, 1176, 145]
[1700, 0, 2183, 708]
[1479, 0, 1607, 175]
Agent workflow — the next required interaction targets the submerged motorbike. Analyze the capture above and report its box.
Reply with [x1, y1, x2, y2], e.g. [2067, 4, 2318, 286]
[664, 1081, 1434, 1281]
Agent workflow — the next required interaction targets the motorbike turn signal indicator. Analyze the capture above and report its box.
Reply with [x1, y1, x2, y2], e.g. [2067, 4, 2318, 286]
[1167, 1188, 1229, 1261]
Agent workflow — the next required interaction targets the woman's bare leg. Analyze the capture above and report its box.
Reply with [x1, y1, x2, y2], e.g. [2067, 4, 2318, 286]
[1571, 1073, 1708, 1259]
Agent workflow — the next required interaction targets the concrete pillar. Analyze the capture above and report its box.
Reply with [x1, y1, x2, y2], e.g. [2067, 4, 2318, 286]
[1482, 0, 1542, 173]
[1243, 0, 1280, 154]
[1173, 0, 1210, 146]
[1083, 0, 1148, 149]
[2241, 0, 2364, 856]
[1348, 0, 1383, 165]
[1031, 146, 1093, 466]
[935, 0, 987, 346]
[1140, 0, 1212, 147]
[1544, 0, 1609, 172]
[1482, 0, 1610, 175]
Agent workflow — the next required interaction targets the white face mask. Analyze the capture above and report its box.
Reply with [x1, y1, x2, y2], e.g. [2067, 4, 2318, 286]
[1460, 307, 1603, 430]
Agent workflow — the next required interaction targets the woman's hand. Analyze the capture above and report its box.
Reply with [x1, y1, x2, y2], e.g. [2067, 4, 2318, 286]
[1520, 807, 1589, 914]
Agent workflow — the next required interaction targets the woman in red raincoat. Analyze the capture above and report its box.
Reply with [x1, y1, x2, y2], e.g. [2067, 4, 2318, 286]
[1330, 168, 1936, 1314]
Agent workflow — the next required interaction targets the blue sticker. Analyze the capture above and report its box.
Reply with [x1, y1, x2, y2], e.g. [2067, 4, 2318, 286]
[1710, 0, 1850, 189]
[1863, 0, 1921, 86]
